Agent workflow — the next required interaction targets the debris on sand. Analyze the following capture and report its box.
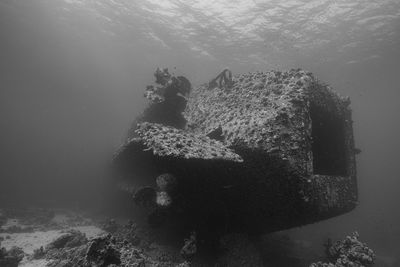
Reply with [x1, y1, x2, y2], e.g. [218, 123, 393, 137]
[310, 232, 375, 267]
[43, 221, 187, 267]
[85, 235, 121, 266]
[0, 207, 379, 266]
[0, 245, 25, 267]
[44, 230, 91, 266]
[45, 229, 88, 250]
[31, 246, 45, 260]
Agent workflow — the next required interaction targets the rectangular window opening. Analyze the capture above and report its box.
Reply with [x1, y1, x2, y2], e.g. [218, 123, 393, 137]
[310, 104, 348, 176]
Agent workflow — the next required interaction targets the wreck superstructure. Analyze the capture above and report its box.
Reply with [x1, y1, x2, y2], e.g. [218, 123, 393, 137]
[114, 68, 358, 238]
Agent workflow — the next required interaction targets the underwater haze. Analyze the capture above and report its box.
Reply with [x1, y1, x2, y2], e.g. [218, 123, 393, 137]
[1, 0, 400, 265]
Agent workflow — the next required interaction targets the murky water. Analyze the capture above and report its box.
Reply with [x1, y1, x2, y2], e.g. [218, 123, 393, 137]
[1, 1, 399, 266]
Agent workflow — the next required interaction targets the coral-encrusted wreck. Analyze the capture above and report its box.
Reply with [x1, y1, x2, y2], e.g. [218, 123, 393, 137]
[114, 68, 358, 239]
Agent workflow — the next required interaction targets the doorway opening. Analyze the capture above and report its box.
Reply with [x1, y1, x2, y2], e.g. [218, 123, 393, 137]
[310, 104, 348, 176]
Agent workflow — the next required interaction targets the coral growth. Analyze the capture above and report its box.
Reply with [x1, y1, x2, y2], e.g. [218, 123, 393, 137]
[131, 122, 243, 161]
[310, 232, 375, 267]
[134, 68, 191, 130]
[149, 67, 191, 101]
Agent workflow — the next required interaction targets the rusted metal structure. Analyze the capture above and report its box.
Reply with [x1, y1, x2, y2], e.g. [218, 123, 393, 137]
[114, 68, 358, 239]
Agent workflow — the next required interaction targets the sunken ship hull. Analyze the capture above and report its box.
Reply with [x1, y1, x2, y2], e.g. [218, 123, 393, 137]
[114, 68, 358, 237]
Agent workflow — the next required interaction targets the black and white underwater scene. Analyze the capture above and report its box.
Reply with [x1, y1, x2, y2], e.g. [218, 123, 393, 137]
[1, 0, 400, 266]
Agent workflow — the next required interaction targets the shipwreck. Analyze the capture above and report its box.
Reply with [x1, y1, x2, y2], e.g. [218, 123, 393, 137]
[113, 67, 358, 241]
